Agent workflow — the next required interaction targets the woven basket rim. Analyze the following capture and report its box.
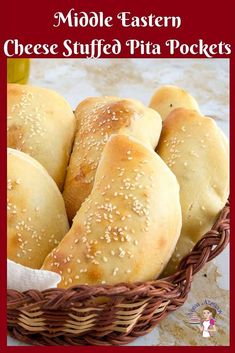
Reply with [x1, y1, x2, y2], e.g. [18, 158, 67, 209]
[7, 199, 230, 346]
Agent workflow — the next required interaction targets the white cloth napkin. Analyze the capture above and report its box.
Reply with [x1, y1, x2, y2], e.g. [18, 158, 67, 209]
[7, 259, 61, 291]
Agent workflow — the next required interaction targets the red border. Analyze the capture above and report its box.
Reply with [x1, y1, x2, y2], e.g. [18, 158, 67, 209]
[0, 56, 7, 349]
[0, 0, 234, 351]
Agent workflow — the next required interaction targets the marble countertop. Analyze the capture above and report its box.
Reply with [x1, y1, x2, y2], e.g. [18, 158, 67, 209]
[8, 58, 229, 346]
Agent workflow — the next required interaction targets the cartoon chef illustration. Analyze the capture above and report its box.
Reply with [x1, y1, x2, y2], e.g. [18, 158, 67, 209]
[199, 306, 217, 337]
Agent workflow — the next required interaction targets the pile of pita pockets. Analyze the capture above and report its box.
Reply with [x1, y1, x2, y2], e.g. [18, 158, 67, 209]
[7, 83, 229, 288]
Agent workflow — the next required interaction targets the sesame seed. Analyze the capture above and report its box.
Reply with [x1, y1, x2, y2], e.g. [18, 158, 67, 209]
[113, 267, 119, 276]
[80, 268, 88, 273]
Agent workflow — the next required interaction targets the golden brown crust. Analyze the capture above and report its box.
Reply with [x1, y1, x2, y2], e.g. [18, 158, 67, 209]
[157, 108, 229, 275]
[7, 148, 69, 269]
[149, 85, 200, 121]
[7, 84, 75, 190]
[63, 97, 162, 221]
[43, 134, 182, 287]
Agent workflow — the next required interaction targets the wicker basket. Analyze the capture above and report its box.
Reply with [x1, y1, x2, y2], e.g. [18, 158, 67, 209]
[7, 201, 230, 346]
